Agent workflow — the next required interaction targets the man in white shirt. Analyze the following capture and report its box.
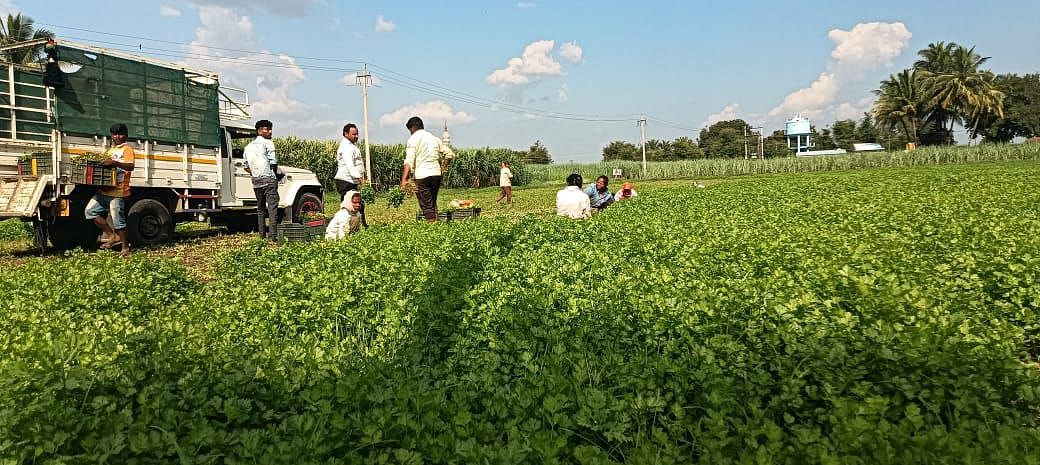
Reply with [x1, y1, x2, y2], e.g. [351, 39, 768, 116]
[244, 119, 279, 241]
[496, 161, 514, 204]
[400, 116, 455, 221]
[334, 123, 367, 227]
[556, 173, 591, 219]
[334, 123, 365, 195]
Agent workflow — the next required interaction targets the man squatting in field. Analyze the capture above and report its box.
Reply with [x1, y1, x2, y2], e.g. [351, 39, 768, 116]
[400, 116, 455, 222]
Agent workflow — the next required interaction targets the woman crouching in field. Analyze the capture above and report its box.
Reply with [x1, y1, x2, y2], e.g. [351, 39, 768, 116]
[326, 191, 365, 239]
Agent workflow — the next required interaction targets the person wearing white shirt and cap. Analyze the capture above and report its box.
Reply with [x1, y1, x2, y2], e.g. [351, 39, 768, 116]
[556, 173, 591, 219]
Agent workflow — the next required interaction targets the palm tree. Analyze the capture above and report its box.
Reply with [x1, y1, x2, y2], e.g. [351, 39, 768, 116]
[0, 13, 54, 65]
[873, 69, 924, 146]
[914, 41, 959, 73]
[924, 45, 1004, 140]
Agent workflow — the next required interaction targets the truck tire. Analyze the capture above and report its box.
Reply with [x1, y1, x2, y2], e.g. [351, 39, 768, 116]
[292, 192, 323, 223]
[127, 198, 174, 246]
[48, 217, 98, 251]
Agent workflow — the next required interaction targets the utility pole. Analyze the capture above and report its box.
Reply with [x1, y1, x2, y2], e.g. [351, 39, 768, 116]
[356, 64, 373, 183]
[743, 125, 749, 159]
[748, 125, 763, 159]
[638, 116, 647, 174]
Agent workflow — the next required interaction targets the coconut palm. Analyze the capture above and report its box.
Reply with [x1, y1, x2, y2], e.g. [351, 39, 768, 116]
[914, 41, 959, 73]
[924, 46, 1004, 140]
[0, 13, 54, 65]
[873, 69, 924, 146]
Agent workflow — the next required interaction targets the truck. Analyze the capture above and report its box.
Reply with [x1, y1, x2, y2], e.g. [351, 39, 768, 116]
[0, 39, 324, 250]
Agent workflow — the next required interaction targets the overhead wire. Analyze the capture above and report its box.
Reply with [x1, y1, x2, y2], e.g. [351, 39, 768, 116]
[44, 21, 695, 131]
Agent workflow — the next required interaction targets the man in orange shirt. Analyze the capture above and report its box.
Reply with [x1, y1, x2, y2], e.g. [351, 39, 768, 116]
[84, 123, 135, 257]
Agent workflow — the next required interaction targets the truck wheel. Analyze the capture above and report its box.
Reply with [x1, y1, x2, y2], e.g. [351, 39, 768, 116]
[292, 192, 323, 223]
[48, 217, 98, 251]
[127, 199, 173, 246]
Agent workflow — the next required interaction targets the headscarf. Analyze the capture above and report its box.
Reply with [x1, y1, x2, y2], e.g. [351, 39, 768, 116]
[341, 190, 361, 213]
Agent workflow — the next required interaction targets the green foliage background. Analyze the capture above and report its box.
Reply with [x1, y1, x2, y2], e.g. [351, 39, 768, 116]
[2, 162, 1040, 462]
[274, 136, 529, 190]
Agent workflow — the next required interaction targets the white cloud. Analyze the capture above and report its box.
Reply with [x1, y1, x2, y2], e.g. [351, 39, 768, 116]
[833, 97, 875, 121]
[0, 1, 18, 16]
[187, 7, 307, 120]
[189, 0, 314, 16]
[159, 4, 182, 17]
[769, 22, 911, 120]
[703, 103, 741, 128]
[559, 41, 583, 63]
[379, 101, 475, 127]
[517, 2, 537, 8]
[375, 15, 396, 33]
[486, 40, 563, 87]
[557, 84, 569, 102]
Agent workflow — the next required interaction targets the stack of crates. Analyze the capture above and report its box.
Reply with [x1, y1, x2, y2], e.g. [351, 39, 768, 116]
[16, 152, 52, 177]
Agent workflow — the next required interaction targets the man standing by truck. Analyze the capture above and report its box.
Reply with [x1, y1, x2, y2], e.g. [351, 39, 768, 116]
[400, 116, 454, 221]
[334, 123, 367, 228]
[85, 123, 135, 257]
[244, 119, 279, 242]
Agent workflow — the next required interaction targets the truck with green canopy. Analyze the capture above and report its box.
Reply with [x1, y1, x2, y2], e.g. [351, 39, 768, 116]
[0, 39, 324, 249]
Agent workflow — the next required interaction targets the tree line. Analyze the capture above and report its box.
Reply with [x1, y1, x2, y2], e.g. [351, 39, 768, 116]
[598, 41, 1038, 161]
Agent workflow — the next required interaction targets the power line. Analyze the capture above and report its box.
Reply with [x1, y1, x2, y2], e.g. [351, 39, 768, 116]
[41, 22, 368, 65]
[43, 21, 700, 130]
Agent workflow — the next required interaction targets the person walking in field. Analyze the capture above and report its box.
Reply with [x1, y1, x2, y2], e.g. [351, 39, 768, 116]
[496, 161, 514, 204]
[586, 175, 615, 211]
[244, 119, 280, 242]
[334, 123, 367, 227]
[400, 116, 455, 222]
[556, 173, 591, 219]
[326, 190, 364, 239]
[87, 123, 135, 257]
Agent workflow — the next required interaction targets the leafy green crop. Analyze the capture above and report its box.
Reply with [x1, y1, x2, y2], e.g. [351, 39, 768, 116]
[2, 162, 1039, 463]
[385, 187, 405, 208]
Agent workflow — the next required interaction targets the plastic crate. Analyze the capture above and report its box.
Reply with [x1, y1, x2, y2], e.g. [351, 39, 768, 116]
[16, 153, 52, 177]
[450, 207, 482, 221]
[68, 161, 118, 186]
[278, 222, 325, 243]
[416, 211, 452, 222]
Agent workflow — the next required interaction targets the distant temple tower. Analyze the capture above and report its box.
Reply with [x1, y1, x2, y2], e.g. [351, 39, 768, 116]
[441, 121, 452, 146]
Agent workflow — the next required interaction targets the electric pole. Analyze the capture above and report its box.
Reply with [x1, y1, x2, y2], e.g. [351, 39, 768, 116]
[638, 116, 647, 174]
[356, 64, 373, 183]
[743, 125, 749, 159]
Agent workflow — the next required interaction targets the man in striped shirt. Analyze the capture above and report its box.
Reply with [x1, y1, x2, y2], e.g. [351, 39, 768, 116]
[400, 116, 455, 221]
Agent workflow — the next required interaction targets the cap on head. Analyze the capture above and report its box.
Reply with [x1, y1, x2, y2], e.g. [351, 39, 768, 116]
[109, 123, 128, 136]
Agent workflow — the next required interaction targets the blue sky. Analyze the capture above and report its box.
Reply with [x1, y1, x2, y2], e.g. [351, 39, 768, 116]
[11, 0, 1040, 161]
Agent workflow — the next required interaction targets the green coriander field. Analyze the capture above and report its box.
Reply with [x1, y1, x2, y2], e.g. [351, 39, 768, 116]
[2, 162, 1039, 463]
